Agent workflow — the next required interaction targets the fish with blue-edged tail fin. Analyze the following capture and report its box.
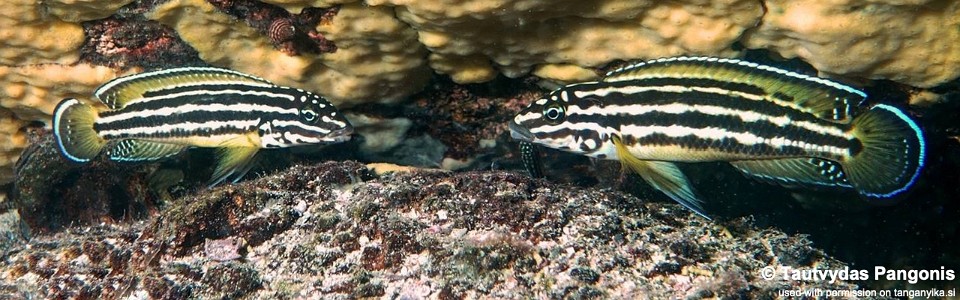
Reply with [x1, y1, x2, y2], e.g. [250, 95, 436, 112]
[52, 67, 353, 186]
[509, 56, 925, 219]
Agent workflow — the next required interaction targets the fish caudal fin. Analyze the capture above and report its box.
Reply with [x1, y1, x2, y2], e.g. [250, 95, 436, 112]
[613, 136, 710, 219]
[844, 104, 925, 202]
[52, 98, 106, 162]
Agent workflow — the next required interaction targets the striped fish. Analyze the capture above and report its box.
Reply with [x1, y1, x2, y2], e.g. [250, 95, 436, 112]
[52, 67, 353, 186]
[510, 56, 925, 219]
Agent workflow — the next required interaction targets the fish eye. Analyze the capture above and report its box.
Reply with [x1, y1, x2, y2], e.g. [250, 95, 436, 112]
[300, 106, 319, 123]
[543, 102, 566, 124]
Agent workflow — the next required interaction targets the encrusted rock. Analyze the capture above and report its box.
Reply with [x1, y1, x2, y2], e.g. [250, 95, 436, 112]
[1, 161, 867, 298]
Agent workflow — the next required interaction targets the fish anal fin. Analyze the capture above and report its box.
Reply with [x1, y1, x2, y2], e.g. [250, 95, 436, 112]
[209, 147, 260, 187]
[108, 140, 188, 162]
[731, 158, 852, 190]
[94, 67, 274, 110]
[613, 136, 710, 219]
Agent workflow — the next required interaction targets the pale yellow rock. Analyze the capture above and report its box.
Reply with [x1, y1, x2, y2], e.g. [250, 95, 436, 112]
[260, 0, 356, 13]
[148, 0, 431, 106]
[440, 157, 475, 171]
[369, 0, 763, 83]
[0, 0, 130, 185]
[0, 64, 122, 123]
[0, 63, 120, 182]
[45, 0, 136, 23]
[743, 0, 960, 88]
[429, 54, 497, 83]
[908, 90, 944, 107]
[0, 111, 26, 184]
[365, 162, 420, 175]
[0, 0, 86, 66]
[532, 64, 599, 83]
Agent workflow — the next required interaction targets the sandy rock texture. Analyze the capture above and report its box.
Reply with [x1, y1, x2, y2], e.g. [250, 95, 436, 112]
[0, 161, 868, 298]
[370, 0, 763, 83]
[0, 0, 134, 184]
[148, 0, 431, 107]
[742, 0, 960, 88]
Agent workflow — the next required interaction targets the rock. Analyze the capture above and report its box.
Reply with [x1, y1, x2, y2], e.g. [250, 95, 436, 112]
[0, 161, 868, 298]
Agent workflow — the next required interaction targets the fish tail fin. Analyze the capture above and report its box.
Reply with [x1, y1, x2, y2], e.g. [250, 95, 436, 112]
[52, 98, 106, 162]
[613, 135, 711, 219]
[844, 104, 925, 202]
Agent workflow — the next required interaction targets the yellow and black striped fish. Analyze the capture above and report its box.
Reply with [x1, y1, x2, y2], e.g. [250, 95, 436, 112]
[510, 56, 925, 219]
[52, 67, 353, 186]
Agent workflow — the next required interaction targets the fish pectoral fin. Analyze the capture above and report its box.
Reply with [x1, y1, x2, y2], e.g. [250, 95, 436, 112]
[209, 147, 260, 187]
[107, 140, 188, 163]
[731, 158, 852, 190]
[94, 67, 275, 110]
[217, 131, 262, 148]
[612, 136, 709, 219]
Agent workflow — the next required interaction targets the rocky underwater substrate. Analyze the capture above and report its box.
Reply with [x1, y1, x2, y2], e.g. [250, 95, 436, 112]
[0, 159, 863, 299]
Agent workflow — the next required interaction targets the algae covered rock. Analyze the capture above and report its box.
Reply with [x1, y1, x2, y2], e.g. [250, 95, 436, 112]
[1, 161, 868, 298]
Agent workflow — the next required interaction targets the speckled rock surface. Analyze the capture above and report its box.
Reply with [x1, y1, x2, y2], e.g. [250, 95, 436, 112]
[0, 161, 871, 299]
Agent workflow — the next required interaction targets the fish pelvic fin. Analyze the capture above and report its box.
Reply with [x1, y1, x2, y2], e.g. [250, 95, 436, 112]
[52, 98, 106, 162]
[844, 104, 925, 202]
[612, 135, 710, 219]
[208, 146, 260, 187]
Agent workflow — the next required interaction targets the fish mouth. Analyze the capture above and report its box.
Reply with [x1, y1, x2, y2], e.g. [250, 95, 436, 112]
[509, 121, 535, 142]
[328, 126, 354, 143]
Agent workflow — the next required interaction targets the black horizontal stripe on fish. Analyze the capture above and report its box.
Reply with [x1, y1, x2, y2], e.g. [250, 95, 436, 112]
[606, 56, 867, 102]
[599, 76, 769, 99]
[596, 76, 854, 120]
[120, 85, 304, 113]
[564, 81, 816, 119]
[546, 109, 853, 159]
[96, 100, 295, 129]
[625, 133, 807, 157]
[95, 110, 267, 137]
[106, 122, 260, 140]
[563, 84, 848, 129]
[139, 82, 303, 101]
[611, 112, 851, 154]
[544, 89, 856, 154]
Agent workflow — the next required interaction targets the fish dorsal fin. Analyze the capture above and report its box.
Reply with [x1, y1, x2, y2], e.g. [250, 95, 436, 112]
[612, 135, 710, 219]
[730, 158, 852, 190]
[603, 57, 866, 123]
[107, 140, 188, 163]
[94, 67, 276, 110]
